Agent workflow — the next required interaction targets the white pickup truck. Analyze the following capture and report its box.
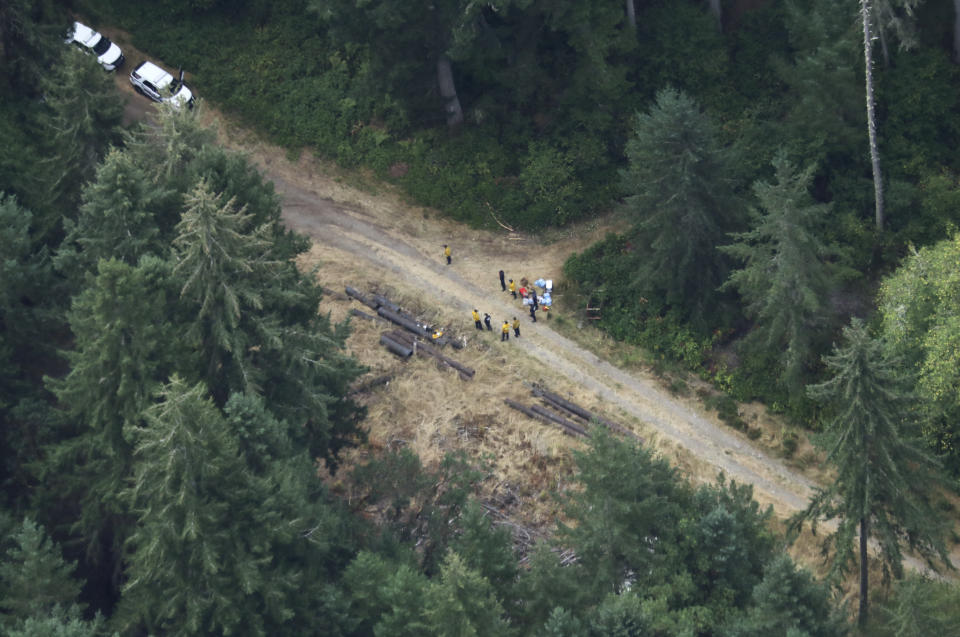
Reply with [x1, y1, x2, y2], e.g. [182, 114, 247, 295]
[130, 61, 195, 109]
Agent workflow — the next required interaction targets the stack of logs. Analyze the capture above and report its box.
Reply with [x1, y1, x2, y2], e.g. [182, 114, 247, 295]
[381, 329, 475, 380]
[346, 285, 462, 349]
[346, 285, 474, 379]
[505, 385, 642, 442]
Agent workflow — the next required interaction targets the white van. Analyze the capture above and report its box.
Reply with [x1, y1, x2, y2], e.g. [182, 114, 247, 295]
[129, 61, 195, 109]
[65, 22, 125, 71]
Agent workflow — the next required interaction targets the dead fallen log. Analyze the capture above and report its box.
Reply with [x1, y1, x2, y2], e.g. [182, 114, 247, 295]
[538, 392, 588, 423]
[505, 399, 585, 437]
[380, 333, 413, 358]
[505, 398, 552, 424]
[345, 286, 379, 310]
[348, 374, 394, 395]
[530, 405, 588, 437]
[533, 386, 642, 442]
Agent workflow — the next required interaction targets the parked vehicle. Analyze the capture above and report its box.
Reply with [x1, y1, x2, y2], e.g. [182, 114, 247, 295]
[129, 61, 195, 109]
[65, 22, 124, 71]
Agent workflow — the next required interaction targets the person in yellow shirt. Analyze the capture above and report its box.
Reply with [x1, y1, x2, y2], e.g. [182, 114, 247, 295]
[512, 317, 521, 338]
[501, 321, 510, 341]
[508, 279, 516, 299]
[444, 244, 451, 265]
[472, 309, 482, 330]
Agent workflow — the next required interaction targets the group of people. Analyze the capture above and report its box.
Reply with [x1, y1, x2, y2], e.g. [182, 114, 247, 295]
[500, 270, 551, 323]
[472, 309, 521, 341]
[442, 245, 550, 343]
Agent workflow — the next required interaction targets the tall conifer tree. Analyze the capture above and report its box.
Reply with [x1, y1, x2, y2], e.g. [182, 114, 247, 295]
[721, 153, 839, 399]
[43, 257, 180, 592]
[35, 49, 123, 236]
[620, 88, 740, 327]
[119, 377, 351, 636]
[790, 318, 952, 627]
[56, 150, 166, 277]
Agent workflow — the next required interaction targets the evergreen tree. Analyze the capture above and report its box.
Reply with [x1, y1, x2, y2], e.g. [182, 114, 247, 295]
[619, 87, 741, 327]
[56, 149, 167, 278]
[342, 551, 430, 637]
[172, 178, 276, 399]
[422, 551, 511, 637]
[123, 102, 216, 190]
[0, 518, 85, 627]
[558, 430, 691, 597]
[0, 195, 61, 506]
[119, 376, 350, 636]
[0, 0, 61, 93]
[35, 48, 124, 236]
[5, 609, 107, 637]
[682, 476, 776, 613]
[873, 574, 960, 637]
[790, 318, 952, 627]
[449, 501, 518, 603]
[43, 256, 181, 595]
[721, 153, 840, 399]
[721, 554, 848, 637]
[513, 543, 587, 633]
[773, 1, 863, 169]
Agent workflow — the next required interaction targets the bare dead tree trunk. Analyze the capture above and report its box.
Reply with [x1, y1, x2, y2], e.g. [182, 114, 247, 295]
[859, 516, 870, 628]
[954, 0, 960, 63]
[861, 0, 885, 232]
[437, 54, 464, 128]
[707, 0, 722, 30]
[625, 0, 636, 29]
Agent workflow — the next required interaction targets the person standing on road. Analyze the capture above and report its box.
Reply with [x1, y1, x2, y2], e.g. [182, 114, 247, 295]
[509, 279, 516, 299]
[472, 309, 483, 330]
[444, 245, 451, 265]
[483, 313, 492, 331]
[531, 290, 538, 311]
[512, 317, 521, 337]
[499, 270, 506, 291]
[529, 304, 537, 322]
[501, 321, 510, 341]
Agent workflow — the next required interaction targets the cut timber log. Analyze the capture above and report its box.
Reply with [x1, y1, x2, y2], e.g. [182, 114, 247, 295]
[530, 405, 588, 437]
[505, 399, 585, 437]
[378, 307, 431, 338]
[533, 386, 642, 442]
[505, 398, 552, 424]
[389, 330, 475, 378]
[350, 308, 384, 322]
[345, 286, 379, 310]
[372, 294, 402, 313]
[380, 333, 413, 358]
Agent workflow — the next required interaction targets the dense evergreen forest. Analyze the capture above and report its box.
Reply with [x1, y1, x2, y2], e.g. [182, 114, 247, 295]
[2, 0, 960, 634]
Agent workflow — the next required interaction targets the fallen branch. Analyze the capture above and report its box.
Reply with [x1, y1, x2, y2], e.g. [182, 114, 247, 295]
[486, 201, 515, 232]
